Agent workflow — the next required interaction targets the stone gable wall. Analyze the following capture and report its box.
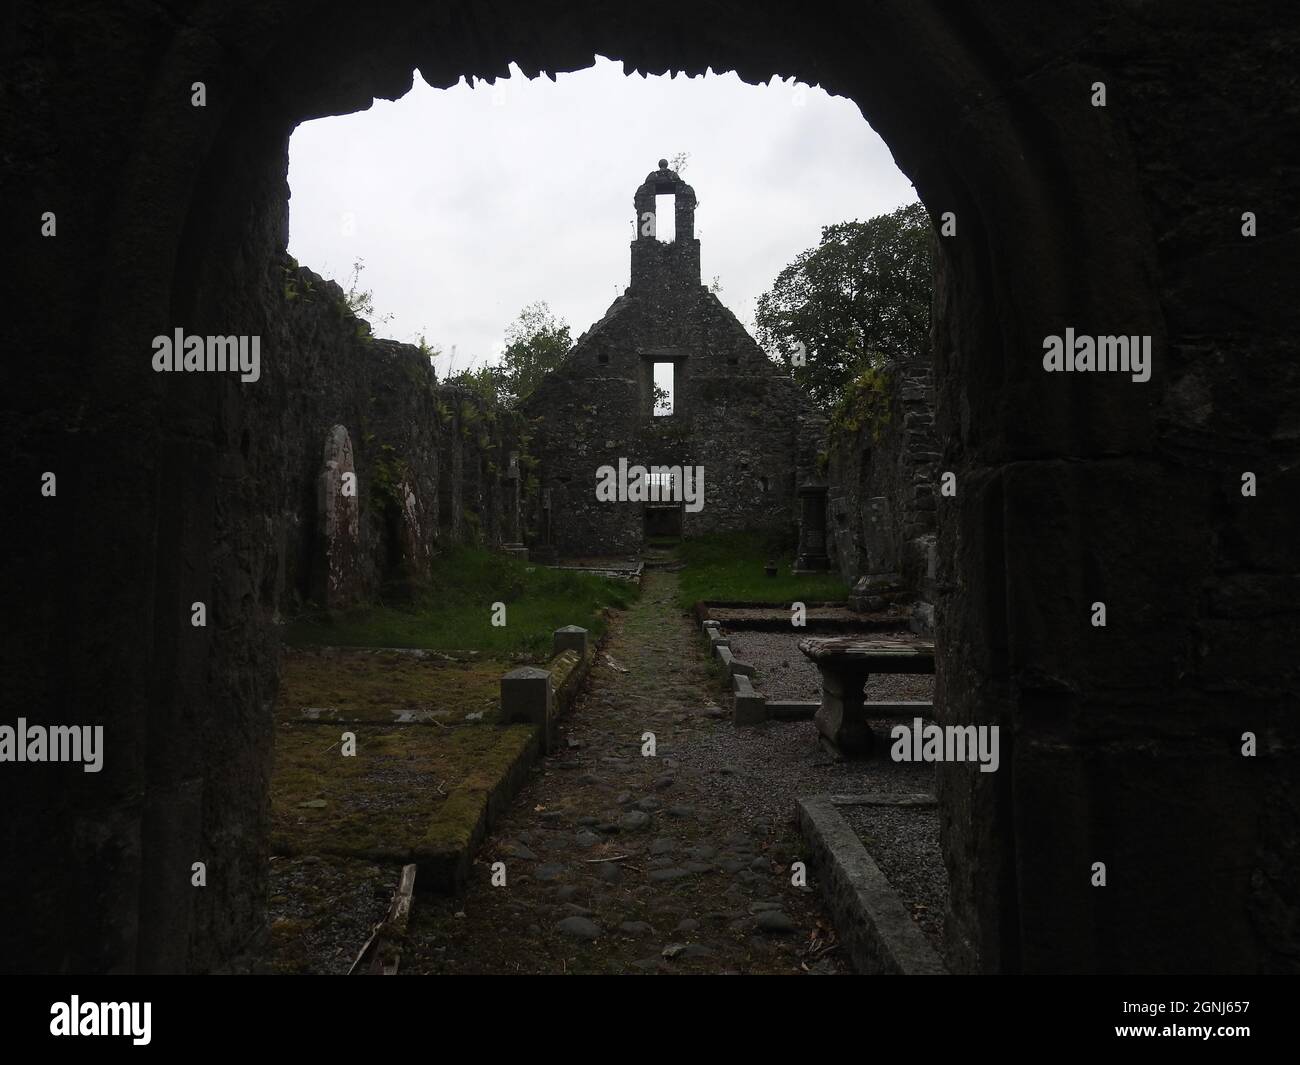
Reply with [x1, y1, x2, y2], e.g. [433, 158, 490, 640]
[524, 285, 806, 553]
[524, 170, 810, 556]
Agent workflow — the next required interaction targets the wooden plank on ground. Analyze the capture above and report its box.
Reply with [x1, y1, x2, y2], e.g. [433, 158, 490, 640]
[348, 863, 417, 976]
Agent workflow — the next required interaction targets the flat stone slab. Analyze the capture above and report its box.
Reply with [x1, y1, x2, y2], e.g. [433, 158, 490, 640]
[798, 640, 935, 756]
[797, 637, 935, 672]
[702, 606, 910, 633]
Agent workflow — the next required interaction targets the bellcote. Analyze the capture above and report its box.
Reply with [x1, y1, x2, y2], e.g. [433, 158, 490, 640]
[630, 159, 701, 289]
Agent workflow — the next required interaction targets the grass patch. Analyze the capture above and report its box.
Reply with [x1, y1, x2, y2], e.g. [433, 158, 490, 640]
[284, 546, 637, 657]
[276, 647, 504, 724]
[676, 531, 848, 609]
[270, 721, 534, 859]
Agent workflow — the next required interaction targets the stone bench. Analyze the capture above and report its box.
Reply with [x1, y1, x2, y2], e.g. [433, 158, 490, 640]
[797, 637, 935, 756]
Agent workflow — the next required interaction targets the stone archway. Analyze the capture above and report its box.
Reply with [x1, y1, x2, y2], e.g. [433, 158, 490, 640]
[6, 1, 1295, 974]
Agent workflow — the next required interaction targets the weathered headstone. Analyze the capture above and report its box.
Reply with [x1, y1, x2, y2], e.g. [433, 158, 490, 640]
[396, 478, 430, 579]
[315, 424, 362, 609]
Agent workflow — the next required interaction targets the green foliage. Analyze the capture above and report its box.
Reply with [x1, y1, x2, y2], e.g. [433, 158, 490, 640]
[284, 547, 637, 658]
[676, 532, 848, 608]
[828, 366, 893, 446]
[371, 445, 410, 511]
[446, 363, 507, 405]
[499, 301, 572, 404]
[755, 202, 932, 409]
[280, 263, 315, 304]
[414, 333, 442, 375]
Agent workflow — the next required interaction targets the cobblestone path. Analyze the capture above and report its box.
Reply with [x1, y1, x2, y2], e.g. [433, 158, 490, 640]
[405, 570, 847, 974]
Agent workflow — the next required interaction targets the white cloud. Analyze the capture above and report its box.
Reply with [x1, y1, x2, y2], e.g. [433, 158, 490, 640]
[287, 56, 916, 375]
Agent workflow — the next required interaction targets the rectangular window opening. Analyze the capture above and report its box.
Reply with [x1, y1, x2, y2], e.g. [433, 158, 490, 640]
[654, 193, 676, 242]
[652, 361, 675, 417]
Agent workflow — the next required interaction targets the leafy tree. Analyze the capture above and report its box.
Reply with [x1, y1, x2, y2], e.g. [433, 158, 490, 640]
[500, 301, 572, 402]
[755, 202, 932, 409]
[445, 362, 506, 404]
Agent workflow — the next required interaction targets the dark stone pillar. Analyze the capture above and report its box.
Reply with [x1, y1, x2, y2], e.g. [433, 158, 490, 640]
[814, 666, 875, 756]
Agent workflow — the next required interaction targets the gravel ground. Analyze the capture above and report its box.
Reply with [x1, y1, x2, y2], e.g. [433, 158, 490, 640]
[398, 572, 941, 974]
[257, 855, 395, 974]
[258, 573, 945, 974]
[841, 805, 947, 952]
[726, 629, 936, 703]
[667, 714, 937, 821]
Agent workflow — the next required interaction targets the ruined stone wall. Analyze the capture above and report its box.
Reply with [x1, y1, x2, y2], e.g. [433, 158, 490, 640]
[826, 357, 939, 614]
[272, 262, 524, 614]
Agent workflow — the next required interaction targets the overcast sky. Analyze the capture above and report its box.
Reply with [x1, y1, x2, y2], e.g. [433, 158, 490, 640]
[287, 55, 917, 378]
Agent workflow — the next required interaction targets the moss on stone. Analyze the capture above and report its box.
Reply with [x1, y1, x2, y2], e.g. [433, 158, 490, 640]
[418, 725, 537, 856]
[371, 443, 411, 512]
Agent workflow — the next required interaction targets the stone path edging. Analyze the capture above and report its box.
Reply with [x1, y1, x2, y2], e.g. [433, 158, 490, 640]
[416, 638, 596, 895]
[796, 794, 947, 975]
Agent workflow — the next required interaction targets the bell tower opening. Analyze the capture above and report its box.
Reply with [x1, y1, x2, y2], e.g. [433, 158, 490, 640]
[654, 192, 676, 241]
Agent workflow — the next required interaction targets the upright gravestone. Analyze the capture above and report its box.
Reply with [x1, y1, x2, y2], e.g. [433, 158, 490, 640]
[500, 666, 554, 753]
[315, 424, 363, 610]
[395, 478, 430, 581]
